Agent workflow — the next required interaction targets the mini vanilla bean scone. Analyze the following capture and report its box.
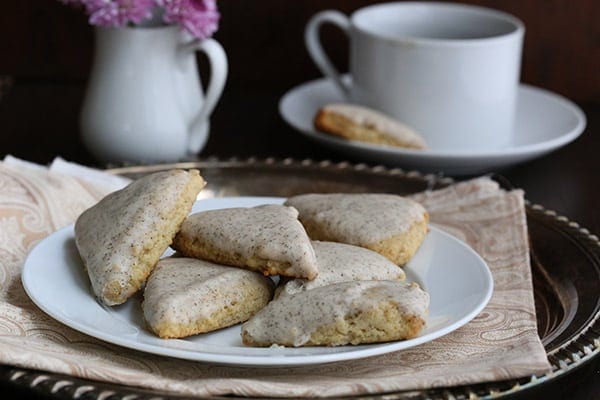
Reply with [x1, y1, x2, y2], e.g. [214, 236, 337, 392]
[284, 193, 428, 266]
[172, 204, 319, 279]
[143, 257, 274, 338]
[276, 241, 405, 298]
[242, 280, 429, 347]
[314, 103, 427, 150]
[74, 169, 205, 306]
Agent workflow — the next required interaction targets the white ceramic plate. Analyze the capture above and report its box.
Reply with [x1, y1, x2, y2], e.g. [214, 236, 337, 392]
[279, 77, 586, 175]
[22, 197, 493, 367]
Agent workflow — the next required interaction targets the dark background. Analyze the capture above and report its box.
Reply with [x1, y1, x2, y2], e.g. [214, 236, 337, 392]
[0, 1, 598, 399]
[0, 0, 598, 166]
[1, 0, 599, 163]
[2, 0, 599, 102]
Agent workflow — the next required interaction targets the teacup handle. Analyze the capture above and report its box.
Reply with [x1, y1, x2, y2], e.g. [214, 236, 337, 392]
[305, 10, 351, 97]
[181, 38, 228, 153]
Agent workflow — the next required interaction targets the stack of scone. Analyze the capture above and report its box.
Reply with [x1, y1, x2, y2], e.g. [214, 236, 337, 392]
[75, 169, 430, 347]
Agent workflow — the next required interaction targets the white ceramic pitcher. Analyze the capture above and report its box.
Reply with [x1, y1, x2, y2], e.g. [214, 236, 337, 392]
[80, 25, 228, 163]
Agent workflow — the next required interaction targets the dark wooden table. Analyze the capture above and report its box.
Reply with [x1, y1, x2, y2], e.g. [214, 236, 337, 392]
[0, 80, 598, 399]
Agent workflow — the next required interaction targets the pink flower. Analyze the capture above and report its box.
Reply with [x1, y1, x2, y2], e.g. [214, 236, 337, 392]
[58, 0, 220, 39]
[84, 0, 155, 27]
[160, 0, 220, 39]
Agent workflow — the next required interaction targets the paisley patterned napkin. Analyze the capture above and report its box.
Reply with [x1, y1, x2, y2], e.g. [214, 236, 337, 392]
[0, 157, 551, 397]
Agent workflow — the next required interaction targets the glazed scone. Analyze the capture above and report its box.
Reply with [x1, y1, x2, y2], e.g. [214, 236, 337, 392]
[172, 204, 318, 279]
[143, 257, 274, 338]
[75, 169, 205, 306]
[314, 103, 427, 149]
[242, 280, 429, 347]
[276, 241, 405, 298]
[285, 193, 428, 266]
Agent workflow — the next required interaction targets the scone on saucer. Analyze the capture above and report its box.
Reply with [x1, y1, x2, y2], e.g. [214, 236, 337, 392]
[242, 280, 429, 347]
[285, 193, 428, 266]
[172, 204, 319, 279]
[75, 169, 205, 306]
[314, 103, 427, 150]
[143, 257, 274, 338]
[276, 241, 405, 298]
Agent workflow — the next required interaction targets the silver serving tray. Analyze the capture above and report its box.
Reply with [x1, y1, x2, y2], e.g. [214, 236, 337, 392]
[2, 158, 598, 399]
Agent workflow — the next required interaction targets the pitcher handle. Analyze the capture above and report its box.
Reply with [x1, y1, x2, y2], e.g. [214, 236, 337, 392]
[305, 10, 351, 97]
[181, 38, 228, 154]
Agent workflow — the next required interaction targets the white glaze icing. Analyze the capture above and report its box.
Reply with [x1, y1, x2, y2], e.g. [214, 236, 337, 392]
[242, 280, 429, 347]
[278, 241, 405, 297]
[178, 204, 318, 278]
[75, 169, 203, 305]
[323, 103, 427, 148]
[143, 257, 272, 329]
[285, 193, 427, 244]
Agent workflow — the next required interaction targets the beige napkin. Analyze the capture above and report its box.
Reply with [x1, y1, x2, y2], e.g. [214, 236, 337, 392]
[0, 157, 551, 398]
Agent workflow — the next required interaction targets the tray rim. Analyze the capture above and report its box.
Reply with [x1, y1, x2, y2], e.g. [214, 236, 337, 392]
[2, 156, 599, 400]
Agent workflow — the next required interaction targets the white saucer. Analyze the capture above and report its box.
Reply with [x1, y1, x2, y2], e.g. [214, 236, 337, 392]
[279, 78, 586, 175]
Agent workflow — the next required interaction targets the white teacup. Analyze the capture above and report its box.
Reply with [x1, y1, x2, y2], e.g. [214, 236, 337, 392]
[305, 2, 525, 151]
